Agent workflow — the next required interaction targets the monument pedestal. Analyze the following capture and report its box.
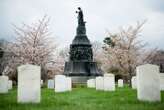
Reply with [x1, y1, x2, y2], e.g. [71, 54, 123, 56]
[70, 76, 96, 84]
[64, 61, 102, 84]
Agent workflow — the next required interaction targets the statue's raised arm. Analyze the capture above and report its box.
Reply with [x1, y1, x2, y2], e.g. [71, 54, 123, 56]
[76, 7, 85, 26]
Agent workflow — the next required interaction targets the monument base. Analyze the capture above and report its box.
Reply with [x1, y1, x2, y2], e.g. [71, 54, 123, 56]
[70, 76, 96, 84]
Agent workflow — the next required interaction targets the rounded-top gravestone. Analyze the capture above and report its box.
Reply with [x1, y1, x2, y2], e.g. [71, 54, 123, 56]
[136, 64, 161, 102]
[55, 75, 67, 92]
[8, 80, 12, 90]
[159, 73, 164, 90]
[131, 76, 137, 89]
[87, 79, 95, 88]
[47, 79, 54, 89]
[96, 76, 104, 90]
[0, 75, 8, 93]
[118, 79, 123, 87]
[103, 74, 115, 91]
[17, 64, 41, 103]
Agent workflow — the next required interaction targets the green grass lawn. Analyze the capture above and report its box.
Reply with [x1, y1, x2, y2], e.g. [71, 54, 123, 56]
[0, 86, 164, 110]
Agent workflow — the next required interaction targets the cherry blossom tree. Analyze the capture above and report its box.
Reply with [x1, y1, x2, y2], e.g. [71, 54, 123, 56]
[103, 21, 157, 86]
[5, 16, 57, 81]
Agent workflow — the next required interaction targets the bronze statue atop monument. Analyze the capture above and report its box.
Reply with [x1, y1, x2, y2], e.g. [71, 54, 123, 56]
[76, 7, 85, 26]
[63, 7, 102, 84]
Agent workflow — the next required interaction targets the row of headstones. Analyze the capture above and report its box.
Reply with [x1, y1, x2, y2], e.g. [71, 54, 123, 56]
[0, 75, 13, 93]
[18, 64, 72, 103]
[87, 74, 123, 91]
[88, 64, 163, 102]
[45, 75, 72, 92]
[1, 64, 163, 103]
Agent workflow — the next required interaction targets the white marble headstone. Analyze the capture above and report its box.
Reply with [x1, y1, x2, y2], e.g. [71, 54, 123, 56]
[136, 64, 161, 102]
[55, 75, 67, 92]
[87, 79, 91, 88]
[90, 79, 96, 88]
[66, 77, 72, 91]
[0, 75, 8, 93]
[47, 79, 54, 89]
[103, 74, 115, 91]
[41, 80, 43, 86]
[131, 76, 137, 89]
[118, 79, 123, 87]
[8, 80, 12, 90]
[159, 73, 164, 91]
[87, 79, 95, 88]
[96, 76, 104, 90]
[17, 64, 41, 103]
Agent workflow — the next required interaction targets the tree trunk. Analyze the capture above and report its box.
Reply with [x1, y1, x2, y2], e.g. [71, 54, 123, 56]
[128, 65, 133, 87]
[122, 75, 128, 84]
[41, 66, 48, 83]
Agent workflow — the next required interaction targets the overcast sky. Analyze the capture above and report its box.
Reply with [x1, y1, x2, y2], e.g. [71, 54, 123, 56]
[0, 0, 164, 49]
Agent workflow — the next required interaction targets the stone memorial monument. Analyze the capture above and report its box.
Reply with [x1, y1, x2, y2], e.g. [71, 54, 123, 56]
[63, 7, 102, 84]
[136, 64, 161, 102]
[17, 64, 41, 103]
